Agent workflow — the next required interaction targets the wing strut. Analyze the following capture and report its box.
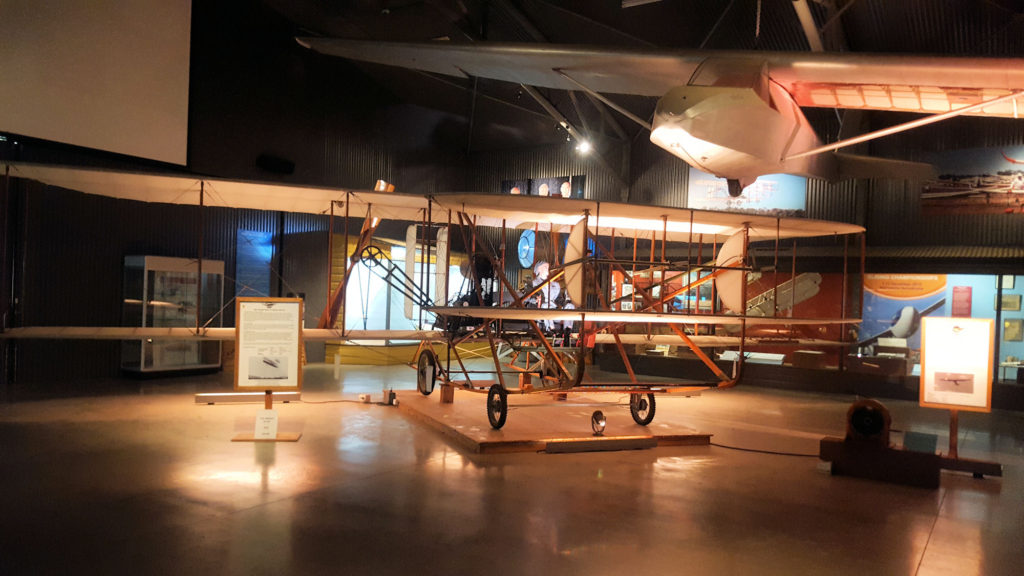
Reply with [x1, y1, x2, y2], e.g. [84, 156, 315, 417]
[555, 70, 653, 131]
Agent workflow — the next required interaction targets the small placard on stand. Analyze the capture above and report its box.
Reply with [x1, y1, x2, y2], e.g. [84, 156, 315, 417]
[231, 298, 304, 443]
[254, 409, 278, 439]
[231, 391, 302, 442]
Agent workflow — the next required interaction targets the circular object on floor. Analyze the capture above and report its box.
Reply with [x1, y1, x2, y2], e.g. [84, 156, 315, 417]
[591, 410, 606, 436]
[487, 384, 508, 429]
[416, 351, 437, 396]
[629, 392, 656, 426]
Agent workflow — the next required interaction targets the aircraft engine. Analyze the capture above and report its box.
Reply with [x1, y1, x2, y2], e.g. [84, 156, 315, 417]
[845, 399, 891, 446]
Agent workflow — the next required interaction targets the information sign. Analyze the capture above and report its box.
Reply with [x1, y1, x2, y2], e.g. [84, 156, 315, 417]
[234, 298, 303, 391]
[920, 317, 993, 412]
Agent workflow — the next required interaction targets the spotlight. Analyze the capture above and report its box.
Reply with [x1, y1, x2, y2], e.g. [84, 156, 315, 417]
[575, 140, 593, 155]
[591, 410, 606, 436]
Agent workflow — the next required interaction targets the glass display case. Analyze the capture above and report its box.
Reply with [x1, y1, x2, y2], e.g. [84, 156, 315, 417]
[121, 256, 224, 373]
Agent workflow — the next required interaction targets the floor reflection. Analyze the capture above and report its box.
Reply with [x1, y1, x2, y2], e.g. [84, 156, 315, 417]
[1, 366, 1022, 575]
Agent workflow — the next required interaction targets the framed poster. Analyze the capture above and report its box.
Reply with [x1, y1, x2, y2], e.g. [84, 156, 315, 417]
[920, 317, 993, 412]
[995, 293, 1022, 311]
[234, 297, 303, 391]
[1005, 318, 1023, 342]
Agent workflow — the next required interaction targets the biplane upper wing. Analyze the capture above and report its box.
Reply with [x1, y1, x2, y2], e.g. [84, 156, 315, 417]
[433, 193, 863, 241]
[2, 161, 445, 222]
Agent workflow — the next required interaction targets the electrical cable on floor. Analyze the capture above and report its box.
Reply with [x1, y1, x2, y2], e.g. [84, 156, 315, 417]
[709, 441, 819, 458]
[299, 399, 394, 406]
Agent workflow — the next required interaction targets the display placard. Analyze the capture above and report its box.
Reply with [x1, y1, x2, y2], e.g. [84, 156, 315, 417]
[234, 298, 303, 391]
[920, 317, 993, 412]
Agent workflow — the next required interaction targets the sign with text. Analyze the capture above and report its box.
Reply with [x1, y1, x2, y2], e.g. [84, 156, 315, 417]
[920, 317, 993, 412]
[951, 286, 972, 317]
[234, 298, 303, 391]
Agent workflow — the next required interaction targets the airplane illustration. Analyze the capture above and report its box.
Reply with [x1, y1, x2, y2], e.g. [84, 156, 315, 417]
[295, 39, 1024, 196]
[857, 298, 946, 348]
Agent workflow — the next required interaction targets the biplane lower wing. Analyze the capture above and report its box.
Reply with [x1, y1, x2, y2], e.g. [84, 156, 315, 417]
[590, 333, 850, 348]
[430, 306, 861, 326]
[0, 327, 446, 341]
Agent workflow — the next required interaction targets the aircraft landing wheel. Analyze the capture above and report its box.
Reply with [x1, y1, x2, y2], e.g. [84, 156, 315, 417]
[487, 384, 508, 429]
[416, 351, 437, 396]
[630, 393, 656, 426]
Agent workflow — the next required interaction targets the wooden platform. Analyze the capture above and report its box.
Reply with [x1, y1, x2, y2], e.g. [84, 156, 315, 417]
[396, 389, 711, 454]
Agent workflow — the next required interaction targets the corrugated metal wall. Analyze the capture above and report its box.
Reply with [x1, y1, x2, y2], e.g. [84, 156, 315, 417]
[322, 133, 467, 196]
[629, 140, 689, 207]
[8, 180, 339, 381]
[805, 178, 862, 225]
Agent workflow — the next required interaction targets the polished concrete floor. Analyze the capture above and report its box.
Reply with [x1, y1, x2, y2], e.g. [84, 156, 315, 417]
[1, 363, 1023, 575]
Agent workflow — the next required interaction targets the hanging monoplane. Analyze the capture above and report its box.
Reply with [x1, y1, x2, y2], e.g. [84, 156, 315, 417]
[298, 38, 1024, 195]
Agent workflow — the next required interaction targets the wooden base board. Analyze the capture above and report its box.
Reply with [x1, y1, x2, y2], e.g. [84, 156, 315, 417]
[196, 392, 301, 404]
[820, 437, 942, 489]
[231, 432, 303, 442]
[396, 390, 711, 454]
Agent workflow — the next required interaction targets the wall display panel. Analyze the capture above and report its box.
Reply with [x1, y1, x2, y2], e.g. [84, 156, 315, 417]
[500, 176, 585, 198]
[860, 274, 947, 351]
[686, 167, 806, 216]
[0, 0, 191, 164]
[860, 273, 1024, 379]
[920, 145, 1024, 216]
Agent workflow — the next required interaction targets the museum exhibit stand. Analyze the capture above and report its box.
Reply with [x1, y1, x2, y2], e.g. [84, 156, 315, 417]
[121, 255, 224, 373]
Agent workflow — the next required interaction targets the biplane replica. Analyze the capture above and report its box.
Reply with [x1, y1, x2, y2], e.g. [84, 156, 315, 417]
[2, 161, 863, 431]
[313, 189, 865, 429]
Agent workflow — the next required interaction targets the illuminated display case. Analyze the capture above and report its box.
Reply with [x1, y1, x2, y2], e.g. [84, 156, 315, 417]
[121, 256, 224, 372]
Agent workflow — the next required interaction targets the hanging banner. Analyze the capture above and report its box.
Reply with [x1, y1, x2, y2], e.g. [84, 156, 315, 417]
[235, 297, 303, 391]
[920, 317, 993, 412]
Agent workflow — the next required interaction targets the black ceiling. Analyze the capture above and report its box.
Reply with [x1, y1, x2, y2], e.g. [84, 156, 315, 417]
[255, 0, 1024, 155]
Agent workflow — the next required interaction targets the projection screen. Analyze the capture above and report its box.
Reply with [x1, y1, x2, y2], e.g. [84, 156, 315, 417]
[0, 0, 191, 165]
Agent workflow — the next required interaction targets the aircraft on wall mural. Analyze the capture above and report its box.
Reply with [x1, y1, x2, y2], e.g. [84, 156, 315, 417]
[296, 38, 1024, 195]
[4, 161, 864, 430]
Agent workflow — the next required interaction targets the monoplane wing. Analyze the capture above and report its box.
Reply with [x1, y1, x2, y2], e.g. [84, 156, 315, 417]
[297, 39, 1024, 117]
[298, 39, 1023, 189]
